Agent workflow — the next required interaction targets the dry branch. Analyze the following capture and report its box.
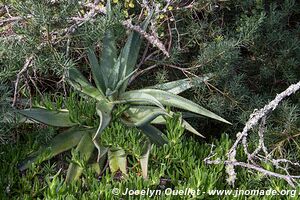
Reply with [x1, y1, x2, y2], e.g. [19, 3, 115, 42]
[205, 81, 300, 187]
[12, 55, 34, 107]
[122, 20, 170, 57]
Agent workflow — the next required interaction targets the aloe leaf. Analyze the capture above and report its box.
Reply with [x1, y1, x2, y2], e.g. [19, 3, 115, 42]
[147, 73, 212, 94]
[67, 67, 106, 101]
[89, 146, 108, 175]
[151, 114, 204, 137]
[108, 147, 127, 175]
[91, 147, 108, 175]
[92, 102, 112, 162]
[18, 127, 91, 171]
[181, 120, 204, 137]
[17, 108, 77, 127]
[87, 47, 106, 93]
[66, 133, 95, 183]
[93, 103, 112, 141]
[107, 69, 138, 97]
[96, 146, 108, 162]
[134, 89, 231, 124]
[118, 91, 165, 110]
[181, 112, 204, 119]
[90, 163, 101, 175]
[122, 106, 168, 127]
[101, 29, 118, 89]
[100, 0, 118, 90]
[139, 124, 168, 146]
[139, 141, 151, 179]
[106, 0, 112, 20]
[119, 12, 153, 93]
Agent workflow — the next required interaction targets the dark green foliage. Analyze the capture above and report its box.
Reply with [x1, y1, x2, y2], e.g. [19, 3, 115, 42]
[164, 0, 300, 134]
[1, 1, 79, 79]
[0, 121, 298, 199]
[1, 0, 300, 198]
[0, 84, 15, 144]
[0, 0, 123, 90]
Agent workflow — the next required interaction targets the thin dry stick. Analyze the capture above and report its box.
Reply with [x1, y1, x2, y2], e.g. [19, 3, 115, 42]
[27, 70, 43, 98]
[164, 64, 200, 78]
[129, 64, 158, 83]
[12, 55, 34, 107]
[167, 19, 172, 53]
[137, 42, 151, 69]
[128, 49, 160, 84]
[226, 161, 300, 187]
[169, 12, 181, 49]
[0, 16, 23, 26]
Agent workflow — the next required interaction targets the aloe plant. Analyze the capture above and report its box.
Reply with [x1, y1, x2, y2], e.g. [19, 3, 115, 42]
[17, 0, 230, 182]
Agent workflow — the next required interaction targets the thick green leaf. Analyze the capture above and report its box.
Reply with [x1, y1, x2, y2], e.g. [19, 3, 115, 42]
[139, 141, 151, 179]
[181, 120, 204, 137]
[151, 114, 204, 137]
[96, 146, 108, 162]
[139, 124, 168, 146]
[108, 147, 127, 175]
[122, 106, 168, 127]
[93, 102, 113, 140]
[66, 133, 95, 183]
[118, 91, 165, 110]
[119, 12, 153, 93]
[100, 0, 118, 90]
[92, 102, 112, 162]
[3, 114, 32, 124]
[87, 47, 106, 93]
[107, 52, 121, 92]
[147, 74, 212, 94]
[18, 127, 90, 171]
[106, 0, 112, 20]
[88, 0, 117, 91]
[90, 163, 101, 175]
[134, 89, 231, 124]
[67, 67, 106, 101]
[107, 68, 138, 97]
[17, 108, 77, 127]
[181, 112, 205, 119]
[101, 29, 118, 90]
[90, 146, 108, 174]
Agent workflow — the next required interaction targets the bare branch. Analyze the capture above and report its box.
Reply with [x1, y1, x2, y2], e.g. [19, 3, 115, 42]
[205, 81, 300, 187]
[12, 55, 34, 107]
[228, 81, 300, 157]
[122, 20, 170, 57]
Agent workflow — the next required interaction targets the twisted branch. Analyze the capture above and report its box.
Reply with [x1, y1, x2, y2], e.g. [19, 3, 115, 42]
[205, 81, 300, 187]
